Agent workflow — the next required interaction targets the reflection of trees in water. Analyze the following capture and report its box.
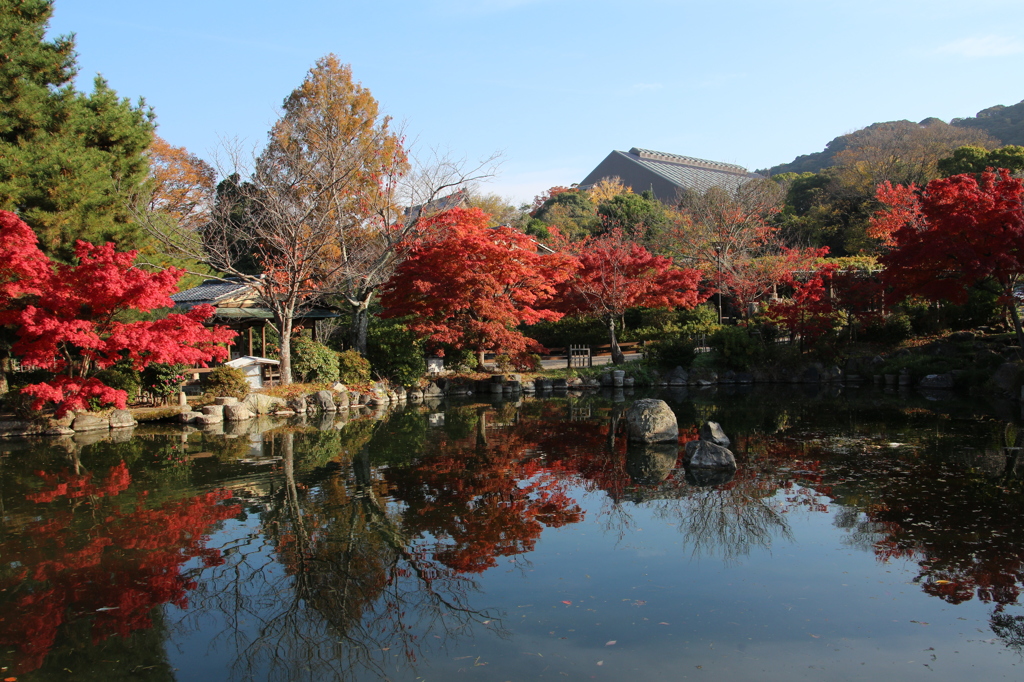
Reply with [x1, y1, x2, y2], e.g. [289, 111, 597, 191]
[0, 454, 238, 676]
[651, 480, 793, 563]
[185, 429, 505, 682]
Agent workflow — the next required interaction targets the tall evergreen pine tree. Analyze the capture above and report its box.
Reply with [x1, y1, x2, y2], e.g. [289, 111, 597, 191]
[0, 0, 154, 261]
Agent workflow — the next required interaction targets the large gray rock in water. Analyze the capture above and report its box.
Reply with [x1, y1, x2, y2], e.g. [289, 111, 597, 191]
[684, 440, 737, 470]
[423, 382, 444, 398]
[73, 413, 109, 432]
[699, 421, 730, 447]
[200, 404, 224, 423]
[667, 366, 688, 386]
[624, 399, 678, 443]
[224, 404, 255, 421]
[309, 390, 337, 413]
[109, 409, 137, 429]
[244, 393, 287, 414]
[214, 396, 239, 406]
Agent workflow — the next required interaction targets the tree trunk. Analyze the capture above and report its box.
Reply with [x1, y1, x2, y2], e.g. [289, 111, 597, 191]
[608, 317, 625, 365]
[349, 294, 372, 356]
[277, 313, 294, 385]
[1009, 302, 1024, 352]
[477, 348, 486, 370]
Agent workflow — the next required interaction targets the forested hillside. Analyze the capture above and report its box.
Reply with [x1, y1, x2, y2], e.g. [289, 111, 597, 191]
[765, 99, 1024, 176]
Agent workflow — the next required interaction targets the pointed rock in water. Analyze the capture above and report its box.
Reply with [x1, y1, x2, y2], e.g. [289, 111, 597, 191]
[684, 440, 736, 470]
[699, 421, 730, 447]
[624, 399, 678, 443]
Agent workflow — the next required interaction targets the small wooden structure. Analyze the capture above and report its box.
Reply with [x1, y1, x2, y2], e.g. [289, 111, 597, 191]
[224, 356, 281, 389]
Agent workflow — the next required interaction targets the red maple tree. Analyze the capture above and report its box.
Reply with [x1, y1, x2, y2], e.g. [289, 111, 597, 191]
[552, 228, 704, 363]
[380, 207, 577, 368]
[873, 170, 1024, 346]
[0, 210, 235, 415]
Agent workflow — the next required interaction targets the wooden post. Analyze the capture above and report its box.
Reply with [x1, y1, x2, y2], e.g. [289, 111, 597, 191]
[248, 327, 254, 356]
[566, 346, 571, 369]
[261, 323, 267, 357]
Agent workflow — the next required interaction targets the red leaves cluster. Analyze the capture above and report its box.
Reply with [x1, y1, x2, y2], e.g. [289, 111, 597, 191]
[553, 228, 703, 322]
[381, 207, 577, 363]
[874, 170, 1024, 308]
[0, 210, 235, 415]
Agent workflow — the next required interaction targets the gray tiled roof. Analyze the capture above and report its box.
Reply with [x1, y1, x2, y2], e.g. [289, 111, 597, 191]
[622, 148, 760, 194]
[170, 279, 251, 305]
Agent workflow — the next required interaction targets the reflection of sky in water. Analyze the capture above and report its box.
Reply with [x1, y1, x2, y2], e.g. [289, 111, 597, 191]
[159, 474, 1023, 681]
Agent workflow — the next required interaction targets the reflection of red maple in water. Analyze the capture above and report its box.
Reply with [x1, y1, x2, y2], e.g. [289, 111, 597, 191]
[388, 426, 584, 574]
[0, 463, 240, 674]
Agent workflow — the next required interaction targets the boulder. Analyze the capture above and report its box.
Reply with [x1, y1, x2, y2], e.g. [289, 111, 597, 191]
[624, 399, 678, 443]
[335, 391, 351, 409]
[108, 409, 137, 429]
[196, 413, 224, 426]
[919, 373, 955, 389]
[623, 376, 635, 387]
[309, 390, 338, 413]
[214, 396, 239, 406]
[224, 404, 255, 421]
[72, 413, 109, 432]
[199, 405, 224, 423]
[667, 366, 688, 386]
[689, 368, 717, 385]
[612, 370, 626, 387]
[244, 393, 287, 415]
[699, 421, 730, 447]
[288, 395, 308, 414]
[552, 378, 568, 389]
[991, 362, 1024, 395]
[331, 382, 348, 393]
[600, 372, 614, 387]
[424, 382, 444, 398]
[684, 440, 737, 470]
[180, 410, 203, 423]
[535, 378, 551, 391]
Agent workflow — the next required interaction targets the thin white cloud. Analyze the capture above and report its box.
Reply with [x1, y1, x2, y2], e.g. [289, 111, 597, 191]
[936, 35, 1024, 58]
[632, 83, 664, 91]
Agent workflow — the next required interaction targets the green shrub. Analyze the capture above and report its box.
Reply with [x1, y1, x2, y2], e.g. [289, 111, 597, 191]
[709, 325, 765, 370]
[96, 365, 143, 403]
[524, 314, 608, 349]
[648, 335, 697, 368]
[291, 336, 340, 384]
[367, 319, 426, 385]
[205, 365, 251, 400]
[862, 312, 912, 344]
[141, 363, 186, 401]
[338, 349, 371, 385]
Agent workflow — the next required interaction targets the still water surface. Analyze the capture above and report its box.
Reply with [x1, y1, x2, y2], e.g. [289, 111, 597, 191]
[3, 385, 1024, 681]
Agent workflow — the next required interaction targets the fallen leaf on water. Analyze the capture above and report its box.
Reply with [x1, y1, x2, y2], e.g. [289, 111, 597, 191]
[810, 634, 820, 638]
[596, 661, 604, 666]
[605, 640, 616, 646]
[562, 600, 572, 605]
[934, 580, 952, 585]
[658, 622, 670, 625]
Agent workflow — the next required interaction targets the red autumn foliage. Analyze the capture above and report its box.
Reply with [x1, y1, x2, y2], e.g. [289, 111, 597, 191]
[873, 170, 1024, 343]
[766, 265, 843, 345]
[551, 228, 704, 362]
[380, 207, 578, 366]
[0, 462, 240, 674]
[0, 210, 235, 415]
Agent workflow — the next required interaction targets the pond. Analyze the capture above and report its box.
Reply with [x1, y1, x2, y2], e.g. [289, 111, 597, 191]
[3, 384, 1024, 681]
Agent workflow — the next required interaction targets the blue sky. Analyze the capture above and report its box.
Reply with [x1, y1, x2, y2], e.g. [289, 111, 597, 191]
[48, 0, 1024, 204]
